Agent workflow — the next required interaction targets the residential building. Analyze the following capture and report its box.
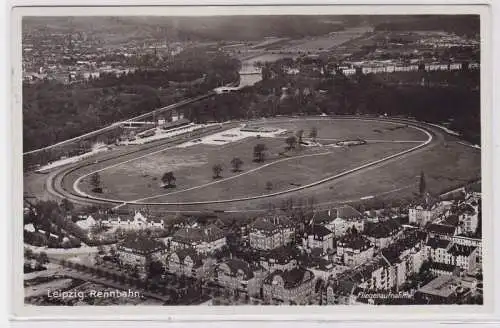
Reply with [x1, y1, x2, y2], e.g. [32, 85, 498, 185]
[425, 238, 452, 263]
[117, 235, 166, 270]
[248, 215, 294, 250]
[304, 224, 334, 254]
[363, 219, 403, 249]
[409, 198, 452, 226]
[215, 258, 265, 296]
[260, 246, 298, 271]
[323, 205, 365, 237]
[380, 230, 428, 289]
[409, 205, 436, 226]
[451, 235, 482, 260]
[429, 262, 460, 276]
[457, 204, 479, 234]
[170, 224, 226, 254]
[336, 234, 374, 267]
[325, 279, 358, 305]
[426, 239, 478, 273]
[262, 268, 315, 303]
[307, 258, 339, 281]
[415, 275, 471, 304]
[324, 257, 389, 304]
[447, 244, 478, 273]
[426, 223, 457, 240]
[165, 248, 216, 279]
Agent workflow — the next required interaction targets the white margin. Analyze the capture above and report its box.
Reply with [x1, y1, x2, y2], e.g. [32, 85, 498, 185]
[5, 0, 497, 325]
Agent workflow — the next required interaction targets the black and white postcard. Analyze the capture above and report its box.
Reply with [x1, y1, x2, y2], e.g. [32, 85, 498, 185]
[9, 2, 496, 322]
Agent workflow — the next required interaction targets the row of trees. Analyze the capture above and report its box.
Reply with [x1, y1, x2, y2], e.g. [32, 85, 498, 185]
[159, 144, 268, 186]
[186, 66, 480, 144]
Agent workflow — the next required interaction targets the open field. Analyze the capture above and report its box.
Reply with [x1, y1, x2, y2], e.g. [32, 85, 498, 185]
[140, 142, 414, 203]
[74, 118, 427, 203]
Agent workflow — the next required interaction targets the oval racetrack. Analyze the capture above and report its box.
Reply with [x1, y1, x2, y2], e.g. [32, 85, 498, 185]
[44, 116, 477, 212]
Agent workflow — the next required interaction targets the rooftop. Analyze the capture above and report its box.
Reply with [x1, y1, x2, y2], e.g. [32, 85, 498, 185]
[266, 246, 298, 264]
[264, 267, 314, 289]
[119, 235, 166, 255]
[331, 205, 363, 219]
[172, 224, 225, 244]
[426, 223, 456, 236]
[337, 233, 372, 251]
[363, 219, 402, 239]
[307, 224, 333, 238]
[448, 244, 476, 257]
[250, 215, 294, 234]
[429, 262, 459, 273]
[426, 237, 451, 250]
[418, 275, 467, 299]
[173, 247, 203, 266]
[222, 258, 255, 280]
[442, 215, 460, 227]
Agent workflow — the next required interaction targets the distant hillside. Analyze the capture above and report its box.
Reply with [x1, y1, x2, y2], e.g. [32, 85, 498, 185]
[23, 16, 350, 42]
[371, 15, 480, 37]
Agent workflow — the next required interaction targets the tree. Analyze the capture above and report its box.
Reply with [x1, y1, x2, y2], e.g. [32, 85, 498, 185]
[230, 157, 244, 172]
[419, 171, 427, 196]
[309, 127, 318, 142]
[285, 136, 297, 151]
[36, 252, 49, 267]
[90, 172, 102, 193]
[296, 130, 304, 144]
[161, 171, 176, 188]
[212, 164, 223, 179]
[24, 248, 34, 259]
[147, 260, 165, 278]
[90, 221, 107, 236]
[253, 143, 268, 162]
[60, 198, 74, 213]
[94, 253, 102, 265]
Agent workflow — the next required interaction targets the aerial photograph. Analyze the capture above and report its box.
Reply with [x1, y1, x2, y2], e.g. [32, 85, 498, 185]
[21, 14, 482, 306]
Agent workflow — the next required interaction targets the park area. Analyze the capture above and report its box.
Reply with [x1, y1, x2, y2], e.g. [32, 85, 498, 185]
[72, 117, 463, 206]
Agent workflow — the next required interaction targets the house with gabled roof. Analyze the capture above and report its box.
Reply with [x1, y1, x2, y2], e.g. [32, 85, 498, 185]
[456, 203, 479, 234]
[215, 258, 265, 296]
[426, 223, 457, 240]
[336, 233, 374, 267]
[380, 230, 427, 289]
[363, 218, 403, 249]
[325, 257, 388, 304]
[447, 244, 478, 272]
[428, 262, 460, 276]
[322, 205, 365, 237]
[304, 224, 335, 254]
[262, 267, 315, 303]
[171, 224, 226, 254]
[248, 215, 295, 250]
[425, 237, 452, 264]
[117, 235, 166, 271]
[260, 245, 298, 271]
[326, 278, 358, 305]
[165, 247, 215, 279]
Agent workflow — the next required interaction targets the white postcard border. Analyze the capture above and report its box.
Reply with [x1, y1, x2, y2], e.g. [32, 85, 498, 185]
[8, 1, 497, 322]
